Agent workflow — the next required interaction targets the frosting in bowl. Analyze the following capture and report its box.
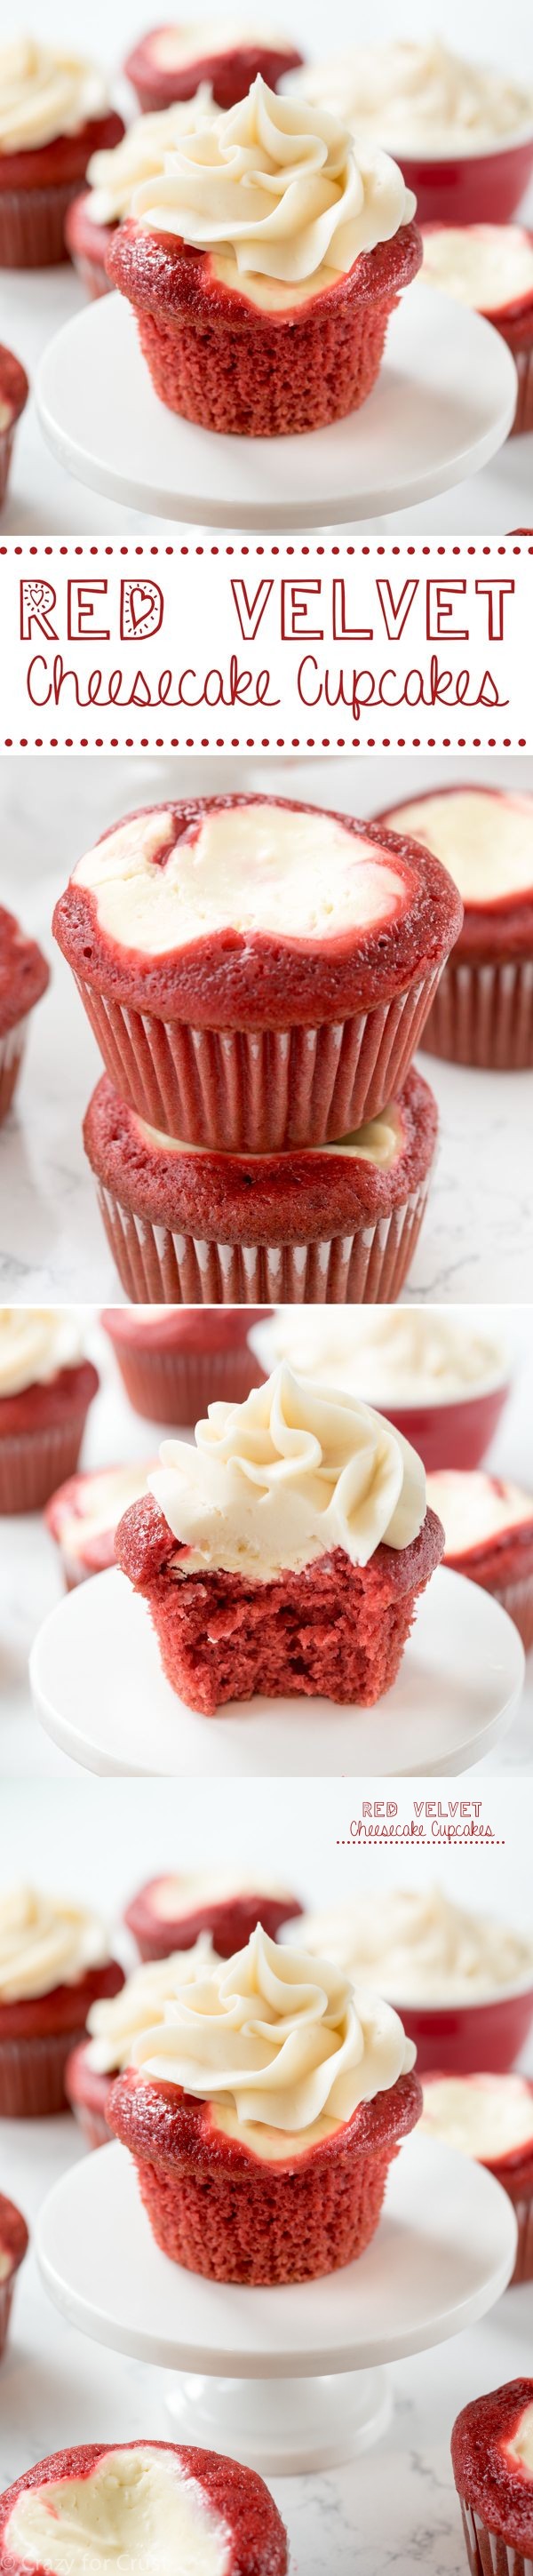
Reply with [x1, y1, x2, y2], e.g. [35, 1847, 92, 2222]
[147, 1360, 426, 1579]
[297, 1886, 533, 2005]
[4, 2450, 233, 2576]
[250, 1308, 506, 1408]
[0, 36, 109, 154]
[383, 788, 533, 907]
[0, 1306, 84, 1398]
[131, 1921, 416, 2133]
[294, 39, 533, 159]
[86, 95, 216, 227]
[427, 1471, 533, 1559]
[422, 223, 533, 315]
[505, 2406, 533, 2481]
[421, 2072, 533, 2163]
[131, 76, 416, 283]
[0, 1886, 108, 2002]
[85, 1939, 218, 2073]
[74, 801, 406, 950]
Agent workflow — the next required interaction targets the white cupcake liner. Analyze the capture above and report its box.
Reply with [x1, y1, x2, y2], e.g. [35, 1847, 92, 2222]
[461, 2500, 533, 2576]
[96, 1176, 430, 1306]
[420, 957, 533, 1070]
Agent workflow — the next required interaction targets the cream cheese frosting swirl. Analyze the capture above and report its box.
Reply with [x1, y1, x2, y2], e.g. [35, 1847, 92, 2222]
[132, 1922, 416, 2129]
[0, 1886, 108, 2002]
[0, 38, 109, 155]
[296, 40, 533, 158]
[148, 1361, 426, 1579]
[85, 1938, 219, 2073]
[0, 1307, 84, 1398]
[298, 1886, 533, 2005]
[86, 94, 216, 227]
[131, 75, 416, 283]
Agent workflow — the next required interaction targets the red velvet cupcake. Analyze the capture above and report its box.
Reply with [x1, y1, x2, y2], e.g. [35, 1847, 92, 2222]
[65, 1936, 219, 2148]
[0, 345, 28, 505]
[124, 1870, 302, 1959]
[107, 1924, 421, 2282]
[0, 2194, 28, 2363]
[0, 1310, 99, 1514]
[0, 1885, 123, 2118]
[0, 904, 49, 1125]
[422, 2073, 533, 2284]
[421, 223, 533, 434]
[378, 786, 533, 1070]
[452, 2380, 533, 2576]
[107, 83, 421, 436]
[84, 1065, 439, 1308]
[115, 1360, 443, 1714]
[53, 794, 460, 1155]
[65, 94, 217, 298]
[0, 37, 123, 267]
[45, 1460, 154, 1587]
[0, 2442, 288, 2575]
[125, 23, 304, 111]
[427, 1471, 533, 1651]
[100, 1304, 268, 1423]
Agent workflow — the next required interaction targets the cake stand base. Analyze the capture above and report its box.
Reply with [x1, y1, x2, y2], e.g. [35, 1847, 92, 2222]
[164, 2364, 391, 2471]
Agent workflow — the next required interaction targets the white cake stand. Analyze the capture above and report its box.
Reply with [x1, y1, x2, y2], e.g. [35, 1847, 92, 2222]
[29, 1563, 524, 1779]
[36, 2134, 516, 2474]
[36, 284, 517, 529]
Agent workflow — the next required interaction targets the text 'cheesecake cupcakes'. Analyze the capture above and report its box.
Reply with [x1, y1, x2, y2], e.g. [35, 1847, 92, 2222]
[297, 1886, 533, 2075]
[0, 2442, 288, 2576]
[0, 1308, 99, 1513]
[422, 2073, 533, 2284]
[45, 1459, 154, 1587]
[251, 1307, 510, 1471]
[0, 2194, 28, 2363]
[124, 1869, 302, 1959]
[84, 1065, 439, 1307]
[107, 82, 421, 437]
[0, 903, 48, 1124]
[421, 223, 533, 434]
[53, 794, 460, 1153]
[0, 36, 123, 267]
[377, 785, 533, 1069]
[65, 95, 216, 299]
[115, 1362, 443, 1714]
[66, 1937, 219, 2148]
[101, 1303, 267, 1423]
[427, 1471, 533, 1650]
[0, 345, 28, 504]
[452, 2380, 533, 2576]
[0, 1885, 123, 2118]
[108, 1923, 421, 2282]
[125, 20, 303, 113]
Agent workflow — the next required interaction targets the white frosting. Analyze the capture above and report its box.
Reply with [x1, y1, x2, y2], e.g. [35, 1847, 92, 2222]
[0, 37, 109, 154]
[149, 21, 284, 70]
[0, 1886, 107, 2003]
[74, 801, 405, 951]
[85, 1939, 218, 2074]
[51, 1463, 152, 1559]
[421, 2073, 533, 2163]
[505, 2405, 533, 2482]
[295, 39, 533, 159]
[427, 1470, 533, 1559]
[4, 2449, 232, 2576]
[250, 1309, 506, 1410]
[385, 788, 533, 907]
[147, 1362, 426, 1580]
[132, 1921, 415, 2134]
[86, 96, 216, 227]
[131, 77, 415, 283]
[297, 1887, 533, 2005]
[151, 1870, 294, 1917]
[0, 1307, 84, 1398]
[422, 223, 533, 315]
[138, 1100, 402, 1171]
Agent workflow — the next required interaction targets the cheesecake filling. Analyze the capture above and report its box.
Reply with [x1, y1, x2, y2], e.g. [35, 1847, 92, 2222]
[149, 21, 288, 71]
[137, 1100, 402, 1173]
[52, 1463, 152, 1556]
[147, 1360, 426, 1578]
[427, 1470, 533, 1560]
[421, 2073, 533, 2163]
[151, 1869, 295, 1918]
[297, 1886, 533, 2005]
[131, 1920, 416, 2130]
[131, 76, 415, 280]
[74, 800, 406, 952]
[0, 2246, 13, 2282]
[422, 223, 533, 315]
[505, 2404, 533, 2482]
[4, 2448, 232, 2576]
[384, 788, 533, 906]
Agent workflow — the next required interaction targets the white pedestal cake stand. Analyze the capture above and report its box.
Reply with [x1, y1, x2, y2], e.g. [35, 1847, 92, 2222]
[29, 1562, 525, 1779]
[36, 2134, 516, 2475]
[36, 284, 517, 530]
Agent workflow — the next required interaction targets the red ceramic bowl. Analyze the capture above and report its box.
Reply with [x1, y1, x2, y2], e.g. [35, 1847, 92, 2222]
[400, 1981, 533, 2076]
[382, 1381, 510, 1476]
[398, 128, 533, 226]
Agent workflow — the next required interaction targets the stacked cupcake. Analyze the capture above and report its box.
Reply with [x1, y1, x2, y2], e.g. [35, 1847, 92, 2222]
[53, 792, 463, 1305]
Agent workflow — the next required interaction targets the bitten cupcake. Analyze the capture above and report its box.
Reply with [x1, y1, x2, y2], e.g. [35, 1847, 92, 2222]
[0, 2444, 288, 2576]
[115, 1362, 443, 1714]
[378, 785, 533, 1070]
[83, 1065, 438, 1307]
[0, 346, 28, 505]
[251, 1308, 510, 1472]
[124, 1869, 302, 1960]
[45, 1460, 153, 1587]
[0, 904, 49, 1124]
[65, 1937, 219, 2148]
[100, 1304, 267, 1424]
[0, 2194, 28, 2363]
[0, 36, 123, 268]
[107, 82, 421, 437]
[427, 1471, 533, 1650]
[421, 225, 533, 435]
[65, 95, 216, 299]
[452, 2380, 533, 2576]
[421, 2073, 533, 2284]
[0, 1309, 99, 1514]
[108, 1923, 421, 2283]
[125, 21, 304, 112]
[53, 794, 460, 1154]
[0, 1885, 123, 2118]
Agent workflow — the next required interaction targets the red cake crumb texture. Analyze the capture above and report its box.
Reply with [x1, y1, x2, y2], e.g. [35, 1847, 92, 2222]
[124, 1874, 302, 1959]
[0, 904, 49, 1039]
[0, 347, 28, 504]
[0, 2441, 288, 2576]
[452, 2380, 533, 2561]
[107, 2062, 422, 2284]
[124, 26, 304, 111]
